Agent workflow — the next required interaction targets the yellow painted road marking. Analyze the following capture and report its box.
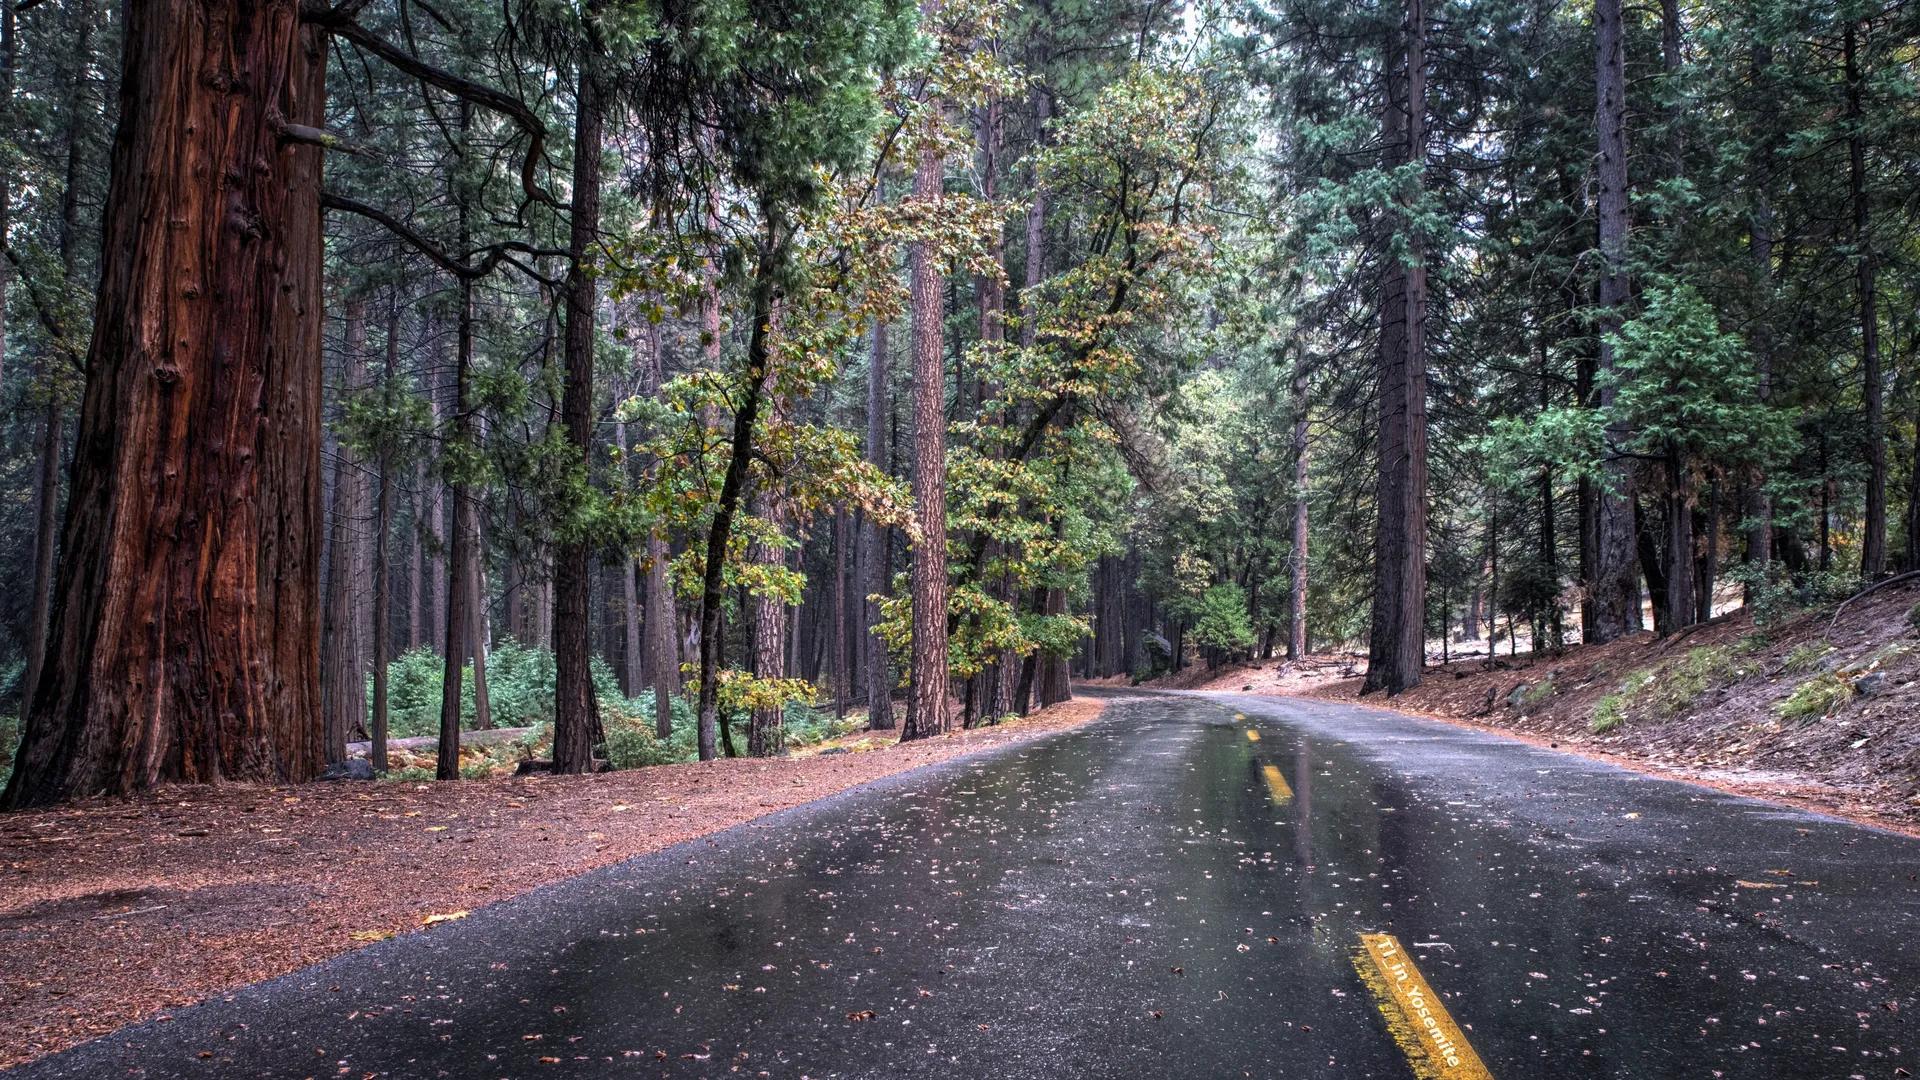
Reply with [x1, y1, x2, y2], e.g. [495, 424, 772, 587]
[1260, 763, 1293, 805]
[1245, 729, 1261, 743]
[1352, 933, 1493, 1080]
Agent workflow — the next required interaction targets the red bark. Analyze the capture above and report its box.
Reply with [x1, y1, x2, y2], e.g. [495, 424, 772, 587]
[3, 0, 328, 808]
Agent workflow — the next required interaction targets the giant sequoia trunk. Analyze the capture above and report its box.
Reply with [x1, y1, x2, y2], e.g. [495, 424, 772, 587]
[1363, 0, 1429, 697]
[3, 0, 327, 808]
[1587, 0, 1640, 643]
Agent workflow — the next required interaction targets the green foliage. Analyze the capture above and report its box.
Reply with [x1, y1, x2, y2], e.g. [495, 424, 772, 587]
[1589, 694, 1626, 735]
[0, 711, 17, 792]
[1182, 583, 1257, 659]
[1781, 641, 1833, 676]
[1777, 673, 1853, 722]
[376, 639, 637, 738]
[1517, 679, 1556, 708]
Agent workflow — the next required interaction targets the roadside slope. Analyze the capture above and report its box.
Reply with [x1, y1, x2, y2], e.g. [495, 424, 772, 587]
[1132, 581, 1920, 831]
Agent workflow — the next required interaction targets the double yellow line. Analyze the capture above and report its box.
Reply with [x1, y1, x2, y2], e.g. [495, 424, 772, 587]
[1238, 716, 1292, 805]
[1352, 934, 1495, 1080]
[1232, 712, 1493, 1078]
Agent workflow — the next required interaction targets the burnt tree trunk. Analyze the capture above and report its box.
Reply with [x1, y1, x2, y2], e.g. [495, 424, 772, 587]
[4, 0, 327, 808]
[1288, 355, 1310, 661]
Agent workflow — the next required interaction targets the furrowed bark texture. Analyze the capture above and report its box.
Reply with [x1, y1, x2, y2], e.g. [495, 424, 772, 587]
[3, 0, 328, 808]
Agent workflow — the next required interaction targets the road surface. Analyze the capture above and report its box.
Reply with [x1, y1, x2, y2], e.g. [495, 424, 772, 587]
[16, 690, 1919, 1078]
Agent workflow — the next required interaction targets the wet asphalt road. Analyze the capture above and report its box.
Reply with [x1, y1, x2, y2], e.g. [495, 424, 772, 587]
[15, 689, 1920, 1079]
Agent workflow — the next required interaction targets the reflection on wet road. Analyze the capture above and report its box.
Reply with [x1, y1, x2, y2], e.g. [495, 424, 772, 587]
[19, 690, 1920, 1078]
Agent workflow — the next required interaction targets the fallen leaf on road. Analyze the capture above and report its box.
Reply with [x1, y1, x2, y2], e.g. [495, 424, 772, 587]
[422, 910, 470, 926]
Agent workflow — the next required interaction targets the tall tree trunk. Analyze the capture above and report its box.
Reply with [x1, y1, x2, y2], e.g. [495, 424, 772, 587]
[617, 409, 643, 697]
[1588, 0, 1639, 643]
[1847, 22, 1886, 580]
[639, 321, 678, 738]
[553, 66, 605, 774]
[0, 1, 13, 397]
[863, 323, 894, 728]
[748, 490, 788, 758]
[694, 246, 779, 762]
[1288, 355, 1310, 661]
[832, 509, 850, 718]
[1695, 475, 1719, 624]
[1363, 0, 1429, 696]
[902, 9, 952, 741]
[371, 295, 398, 773]
[4, 0, 327, 808]
[468, 506, 491, 731]
[1662, 442, 1695, 631]
[321, 298, 369, 762]
[436, 271, 477, 781]
[1744, 40, 1776, 577]
[21, 0, 99, 724]
[410, 475, 426, 648]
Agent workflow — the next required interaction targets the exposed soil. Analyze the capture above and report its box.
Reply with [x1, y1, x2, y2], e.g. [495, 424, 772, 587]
[0, 697, 1108, 1071]
[1139, 582, 1920, 835]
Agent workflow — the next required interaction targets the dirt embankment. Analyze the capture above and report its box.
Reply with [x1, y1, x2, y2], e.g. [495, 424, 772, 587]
[1137, 583, 1920, 834]
[0, 698, 1108, 1070]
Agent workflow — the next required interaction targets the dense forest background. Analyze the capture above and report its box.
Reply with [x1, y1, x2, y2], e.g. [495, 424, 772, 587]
[1, 0, 1917, 802]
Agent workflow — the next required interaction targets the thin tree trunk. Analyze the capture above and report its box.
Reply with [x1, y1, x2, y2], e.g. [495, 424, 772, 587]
[4, 0, 327, 808]
[694, 247, 779, 762]
[437, 269, 476, 781]
[903, 6, 951, 742]
[748, 489, 788, 757]
[832, 508, 850, 718]
[468, 507, 492, 731]
[863, 324, 894, 728]
[639, 321, 678, 738]
[1744, 41, 1776, 578]
[1289, 357, 1310, 660]
[1663, 442, 1695, 631]
[371, 296, 398, 773]
[1847, 22, 1886, 580]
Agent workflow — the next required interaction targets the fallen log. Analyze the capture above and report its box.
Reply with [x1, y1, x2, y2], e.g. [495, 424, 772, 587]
[345, 726, 537, 756]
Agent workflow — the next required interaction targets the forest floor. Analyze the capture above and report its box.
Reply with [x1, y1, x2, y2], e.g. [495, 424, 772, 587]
[1123, 579, 1920, 836]
[0, 697, 1107, 1070]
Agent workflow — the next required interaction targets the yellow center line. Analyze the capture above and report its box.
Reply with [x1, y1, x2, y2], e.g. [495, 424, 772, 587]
[1245, 729, 1261, 743]
[1260, 763, 1293, 805]
[1351, 933, 1494, 1080]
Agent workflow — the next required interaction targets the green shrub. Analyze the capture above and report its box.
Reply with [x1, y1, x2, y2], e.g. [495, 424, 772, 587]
[0, 711, 17, 791]
[783, 702, 863, 747]
[374, 638, 633, 737]
[1589, 695, 1625, 734]
[1781, 641, 1832, 675]
[1777, 673, 1852, 721]
[1518, 679, 1557, 707]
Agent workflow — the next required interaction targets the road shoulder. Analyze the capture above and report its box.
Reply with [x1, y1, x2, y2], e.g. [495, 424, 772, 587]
[0, 697, 1107, 1070]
